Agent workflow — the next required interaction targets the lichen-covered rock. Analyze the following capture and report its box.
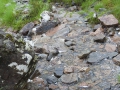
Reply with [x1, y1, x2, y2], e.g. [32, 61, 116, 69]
[0, 30, 36, 90]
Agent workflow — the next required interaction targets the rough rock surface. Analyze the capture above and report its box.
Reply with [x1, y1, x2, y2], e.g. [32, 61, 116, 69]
[98, 14, 118, 26]
[2, 3, 120, 90]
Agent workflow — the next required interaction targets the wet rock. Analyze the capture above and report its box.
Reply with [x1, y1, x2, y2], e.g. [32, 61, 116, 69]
[49, 84, 59, 90]
[93, 33, 106, 43]
[19, 22, 34, 36]
[36, 21, 60, 35]
[113, 54, 120, 66]
[105, 43, 116, 52]
[61, 73, 78, 84]
[64, 67, 73, 74]
[98, 14, 118, 26]
[54, 67, 64, 78]
[46, 76, 58, 84]
[78, 49, 91, 59]
[87, 52, 118, 64]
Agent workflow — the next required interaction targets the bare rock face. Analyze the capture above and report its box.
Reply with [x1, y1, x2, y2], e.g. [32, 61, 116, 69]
[98, 14, 118, 26]
[0, 29, 36, 90]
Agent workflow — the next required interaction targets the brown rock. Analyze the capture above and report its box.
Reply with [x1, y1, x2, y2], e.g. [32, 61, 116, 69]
[49, 84, 59, 90]
[98, 14, 118, 26]
[113, 54, 120, 66]
[64, 67, 73, 74]
[111, 35, 120, 43]
[105, 43, 116, 52]
[90, 28, 104, 36]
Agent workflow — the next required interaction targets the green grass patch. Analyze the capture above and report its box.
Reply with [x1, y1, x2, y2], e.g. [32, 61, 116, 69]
[0, 0, 50, 31]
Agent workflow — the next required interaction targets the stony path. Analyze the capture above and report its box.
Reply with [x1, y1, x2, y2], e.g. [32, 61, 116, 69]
[27, 5, 120, 90]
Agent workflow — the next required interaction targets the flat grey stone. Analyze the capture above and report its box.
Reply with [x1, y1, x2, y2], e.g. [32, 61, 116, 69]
[61, 73, 78, 84]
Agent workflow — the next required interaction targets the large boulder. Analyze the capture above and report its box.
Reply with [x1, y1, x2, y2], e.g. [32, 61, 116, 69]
[98, 14, 118, 26]
[0, 29, 36, 90]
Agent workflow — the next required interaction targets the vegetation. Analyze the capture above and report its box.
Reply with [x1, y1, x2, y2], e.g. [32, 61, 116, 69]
[117, 74, 120, 83]
[0, 0, 120, 30]
[0, 0, 50, 31]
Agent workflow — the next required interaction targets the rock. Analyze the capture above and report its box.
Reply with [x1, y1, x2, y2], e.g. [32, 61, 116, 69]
[36, 21, 60, 35]
[28, 77, 47, 90]
[68, 6, 77, 11]
[93, 24, 102, 31]
[3, 40, 16, 52]
[61, 73, 78, 84]
[93, 33, 106, 43]
[0, 39, 3, 47]
[117, 43, 120, 53]
[78, 49, 91, 59]
[49, 84, 59, 90]
[108, 27, 115, 36]
[40, 11, 50, 23]
[53, 27, 70, 38]
[54, 67, 64, 78]
[78, 82, 90, 89]
[98, 14, 118, 26]
[90, 28, 104, 36]
[19, 22, 34, 36]
[105, 43, 116, 52]
[98, 81, 111, 90]
[46, 76, 58, 84]
[113, 54, 120, 66]
[64, 41, 72, 47]
[64, 67, 73, 74]
[87, 52, 118, 64]
[111, 84, 120, 90]
[38, 54, 47, 59]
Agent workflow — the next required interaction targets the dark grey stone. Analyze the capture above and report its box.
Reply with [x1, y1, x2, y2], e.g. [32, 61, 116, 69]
[19, 22, 34, 36]
[54, 67, 64, 78]
[46, 76, 58, 84]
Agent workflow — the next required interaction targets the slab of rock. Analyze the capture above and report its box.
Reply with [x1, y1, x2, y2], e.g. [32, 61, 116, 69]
[93, 33, 106, 43]
[98, 14, 118, 26]
[61, 73, 78, 84]
[36, 21, 60, 35]
[54, 67, 64, 78]
[46, 76, 58, 84]
[78, 49, 91, 59]
[113, 54, 120, 66]
[19, 22, 34, 36]
[105, 43, 116, 52]
[64, 67, 73, 74]
[87, 52, 117, 64]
